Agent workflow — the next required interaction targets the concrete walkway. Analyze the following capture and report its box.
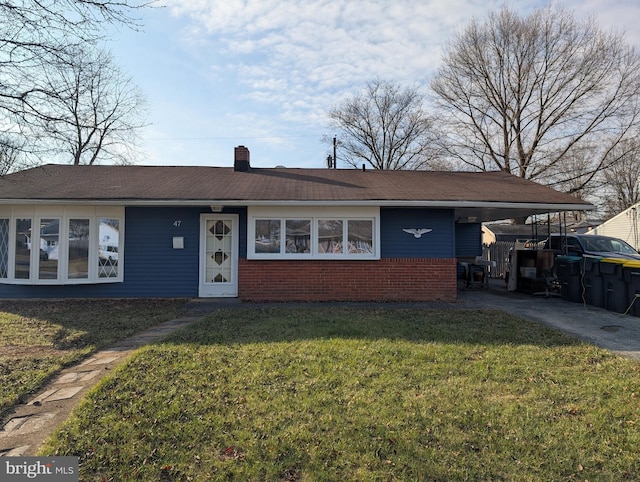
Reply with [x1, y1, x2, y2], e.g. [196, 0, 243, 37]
[1, 290, 639, 457]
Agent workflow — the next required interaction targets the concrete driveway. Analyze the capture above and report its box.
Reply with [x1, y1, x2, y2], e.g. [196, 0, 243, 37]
[458, 279, 640, 361]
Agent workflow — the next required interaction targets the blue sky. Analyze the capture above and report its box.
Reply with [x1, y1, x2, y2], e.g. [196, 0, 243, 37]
[108, 0, 640, 169]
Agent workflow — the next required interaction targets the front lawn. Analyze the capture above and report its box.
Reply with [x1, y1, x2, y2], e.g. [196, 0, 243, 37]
[0, 299, 187, 418]
[41, 307, 640, 481]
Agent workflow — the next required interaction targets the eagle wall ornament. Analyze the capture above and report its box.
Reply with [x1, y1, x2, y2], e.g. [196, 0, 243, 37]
[402, 228, 432, 238]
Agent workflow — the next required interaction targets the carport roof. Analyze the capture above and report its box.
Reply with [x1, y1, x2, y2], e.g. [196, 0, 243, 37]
[0, 164, 594, 222]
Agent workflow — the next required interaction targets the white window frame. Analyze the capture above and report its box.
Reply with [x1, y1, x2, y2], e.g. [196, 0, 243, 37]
[248, 206, 380, 260]
[0, 205, 124, 285]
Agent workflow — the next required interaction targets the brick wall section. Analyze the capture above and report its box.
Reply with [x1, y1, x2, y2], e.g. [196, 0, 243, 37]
[238, 258, 457, 302]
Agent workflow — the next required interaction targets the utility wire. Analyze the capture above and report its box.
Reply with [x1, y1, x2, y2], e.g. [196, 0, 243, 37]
[147, 134, 323, 141]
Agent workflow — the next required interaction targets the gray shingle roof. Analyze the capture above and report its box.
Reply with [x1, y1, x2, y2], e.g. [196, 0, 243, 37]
[0, 164, 593, 221]
[0, 164, 587, 202]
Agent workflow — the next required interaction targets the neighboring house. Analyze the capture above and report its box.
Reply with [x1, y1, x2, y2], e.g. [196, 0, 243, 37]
[0, 146, 593, 302]
[481, 223, 559, 245]
[482, 219, 601, 246]
[567, 219, 603, 234]
[587, 203, 640, 250]
[481, 223, 559, 280]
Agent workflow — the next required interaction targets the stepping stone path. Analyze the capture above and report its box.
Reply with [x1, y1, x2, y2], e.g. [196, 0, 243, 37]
[0, 313, 206, 457]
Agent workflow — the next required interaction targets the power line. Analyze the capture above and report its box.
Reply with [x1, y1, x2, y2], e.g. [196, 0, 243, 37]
[147, 134, 324, 141]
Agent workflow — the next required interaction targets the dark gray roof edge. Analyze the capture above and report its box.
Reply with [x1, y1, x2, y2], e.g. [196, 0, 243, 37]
[0, 198, 595, 210]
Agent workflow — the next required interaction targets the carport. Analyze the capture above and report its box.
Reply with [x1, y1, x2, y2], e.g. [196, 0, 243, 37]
[457, 194, 595, 294]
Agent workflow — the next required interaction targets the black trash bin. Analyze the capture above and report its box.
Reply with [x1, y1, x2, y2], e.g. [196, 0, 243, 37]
[600, 258, 627, 314]
[555, 255, 582, 303]
[623, 261, 640, 317]
[580, 255, 603, 307]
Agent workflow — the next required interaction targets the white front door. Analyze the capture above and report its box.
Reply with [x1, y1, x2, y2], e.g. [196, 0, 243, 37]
[199, 214, 238, 297]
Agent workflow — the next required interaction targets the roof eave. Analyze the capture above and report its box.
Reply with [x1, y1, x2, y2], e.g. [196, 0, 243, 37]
[0, 198, 594, 211]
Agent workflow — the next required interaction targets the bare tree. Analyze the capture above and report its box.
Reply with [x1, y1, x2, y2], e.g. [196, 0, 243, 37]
[431, 4, 640, 194]
[599, 139, 640, 217]
[0, 0, 150, 162]
[32, 48, 148, 165]
[327, 79, 442, 170]
[0, 136, 26, 175]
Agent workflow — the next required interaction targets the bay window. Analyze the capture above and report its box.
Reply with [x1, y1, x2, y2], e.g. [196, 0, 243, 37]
[248, 206, 379, 259]
[0, 206, 123, 284]
[14, 218, 31, 279]
[68, 218, 90, 279]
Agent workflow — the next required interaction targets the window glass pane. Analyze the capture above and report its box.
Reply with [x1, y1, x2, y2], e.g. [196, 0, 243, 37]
[14, 218, 31, 279]
[68, 219, 90, 279]
[318, 220, 343, 254]
[38, 218, 59, 279]
[98, 218, 119, 278]
[255, 220, 280, 253]
[0, 219, 8, 278]
[285, 219, 310, 253]
[348, 220, 374, 254]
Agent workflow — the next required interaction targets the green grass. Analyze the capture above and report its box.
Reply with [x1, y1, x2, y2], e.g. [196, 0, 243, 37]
[0, 299, 187, 417]
[41, 307, 640, 481]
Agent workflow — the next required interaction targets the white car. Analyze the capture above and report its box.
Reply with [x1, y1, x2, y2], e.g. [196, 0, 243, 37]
[99, 245, 118, 264]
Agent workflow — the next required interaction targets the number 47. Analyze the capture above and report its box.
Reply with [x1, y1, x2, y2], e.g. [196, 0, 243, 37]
[173, 220, 182, 227]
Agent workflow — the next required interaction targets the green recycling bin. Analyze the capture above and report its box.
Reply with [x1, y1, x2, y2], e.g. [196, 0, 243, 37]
[555, 255, 582, 303]
[580, 255, 603, 307]
[600, 258, 627, 314]
[623, 261, 640, 317]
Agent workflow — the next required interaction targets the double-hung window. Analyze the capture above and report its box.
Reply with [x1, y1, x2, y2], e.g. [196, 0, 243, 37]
[248, 206, 379, 259]
[0, 206, 124, 284]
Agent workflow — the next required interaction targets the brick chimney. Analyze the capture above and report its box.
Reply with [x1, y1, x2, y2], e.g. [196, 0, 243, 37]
[234, 145, 251, 172]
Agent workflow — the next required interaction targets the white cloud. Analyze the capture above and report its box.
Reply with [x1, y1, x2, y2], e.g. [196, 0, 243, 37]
[127, 0, 640, 167]
[184, 3, 622, 81]
[167, 0, 534, 106]
[565, 0, 640, 45]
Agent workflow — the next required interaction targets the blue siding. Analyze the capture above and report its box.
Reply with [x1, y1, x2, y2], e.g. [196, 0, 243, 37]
[0, 282, 125, 298]
[237, 210, 248, 257]
[455, 223, 482, 257]
[123, 206, 201, 297]
[0, 206, 247, 298]
[1, 205, 466, 298]
[381, 208, 455, 258]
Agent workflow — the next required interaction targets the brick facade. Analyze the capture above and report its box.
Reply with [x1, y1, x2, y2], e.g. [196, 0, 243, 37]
[238, 258, 457, 302]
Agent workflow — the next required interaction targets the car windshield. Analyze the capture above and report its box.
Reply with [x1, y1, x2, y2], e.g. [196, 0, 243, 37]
[581, 236, 637, 254]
